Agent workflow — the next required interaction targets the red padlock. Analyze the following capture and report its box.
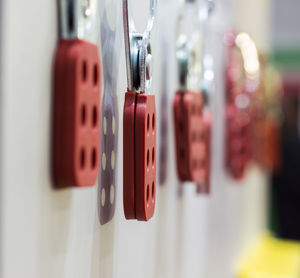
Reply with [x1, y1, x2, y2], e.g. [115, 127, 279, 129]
[53, 1, 101, 188]
[124, 92, 156, 220]
[174, 2, 213, 189]
[224, 31, 259, 180]
[122, 0, 157, 221]
[174, 91, 208, 184]
[226, 103, 251, 180]
[196, 111, 212, 194]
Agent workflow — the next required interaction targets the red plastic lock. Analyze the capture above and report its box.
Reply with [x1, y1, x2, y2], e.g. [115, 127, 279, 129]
[226, 103, 251, 180]
[53, 39, 101, 188]
[123, 91, 156, 221]
[174, 91, 208, 184]
[196, 111, 212, 194]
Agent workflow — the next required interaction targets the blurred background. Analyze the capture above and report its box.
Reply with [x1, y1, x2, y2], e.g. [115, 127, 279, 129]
[0, 0, 300, 277]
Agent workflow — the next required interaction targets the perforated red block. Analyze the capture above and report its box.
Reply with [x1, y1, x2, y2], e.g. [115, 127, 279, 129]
[53, 39, 101, 188]
[226, 103, 251, 180]
[173, 92, 189, 181]
[123, 91, 156, 221]
[196, 111, 212, 194]
[174, 91, 206, 183]
[135, 94, 156, 221]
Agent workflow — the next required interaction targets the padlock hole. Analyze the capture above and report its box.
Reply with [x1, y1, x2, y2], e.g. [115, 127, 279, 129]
[152, 147, 155, 166]
[92, 106, 98, 128]
[93, 64, 98, 86]
[91, 147, 97, 169]
[146, 184, 150, 203]
[151, 182, 155, 202]
[147, 149, 150, 169]
[147, 114, 150, 133]
[152, 113, 155, 132]
[82, 60, 87, 82]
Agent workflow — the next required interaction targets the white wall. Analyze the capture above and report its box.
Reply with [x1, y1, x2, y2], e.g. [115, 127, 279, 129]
[0, 0, 268, 277]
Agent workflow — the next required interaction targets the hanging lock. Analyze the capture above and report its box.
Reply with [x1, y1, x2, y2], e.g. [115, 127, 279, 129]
[226, 103, 251, 180]
[224, 40, 249, 180]
[173, 1, 210, 186]
[53, 0, 101, 188]
[195, 110, 212, 193]
[123, 0, 157, 221]
[224, 32, 260, 180]
[225, 53, 249, 180]
[174, 91, 207, 183]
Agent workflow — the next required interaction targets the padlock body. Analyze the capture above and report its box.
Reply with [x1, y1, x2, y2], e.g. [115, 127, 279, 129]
[173, 91, 207, 183]
[197, 111, 212, 194]
[135, 94, 156, 221]
[226, 103, 251, 180]
[53, 39, 101, 188]
[123, 91, 156, 221]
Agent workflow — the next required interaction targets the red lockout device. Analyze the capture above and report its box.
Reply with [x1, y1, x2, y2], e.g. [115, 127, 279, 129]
[196, 111, 212, 194]
[173, 2, 211, 190]
[226, 103, 251, 180]
[174, 91, 208, 184]
[53, 0, 101, 188]
[123, 0, 157, 221]
[224, 31, 257, 180]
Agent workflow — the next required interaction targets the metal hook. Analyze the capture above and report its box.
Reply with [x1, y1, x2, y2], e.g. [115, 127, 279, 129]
[59, 0, 96, 42]
[59, 0, 79, 39]
[176, 0, 202, 93]
[123, 0, 157, 93]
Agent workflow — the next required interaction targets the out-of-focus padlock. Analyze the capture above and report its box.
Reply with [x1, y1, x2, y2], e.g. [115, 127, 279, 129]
[174, 91, 206, 183]
[196, 110, 212, 194]
[226, 103, 251, 180]
[224, 32, 260, 180]
[123, 0, 157, 221]
[53, 0, 101, 188]
[173, 0, 211, 187]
